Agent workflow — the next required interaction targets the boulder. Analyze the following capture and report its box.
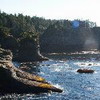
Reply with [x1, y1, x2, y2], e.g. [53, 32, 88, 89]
[0, 48, 62, 94]
[77, 69, 94, 73]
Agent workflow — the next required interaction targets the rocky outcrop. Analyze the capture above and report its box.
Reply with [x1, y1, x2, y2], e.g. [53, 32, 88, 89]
[77, 69, 94, 73]
[0, 48, 62, 94]
[0, 35, 48, 62]
[17, 38, 48, 62]
[1, 35, 19, 52]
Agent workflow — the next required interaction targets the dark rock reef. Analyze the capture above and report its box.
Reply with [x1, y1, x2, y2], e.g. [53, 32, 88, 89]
[77, 69, 94, 73]
[0, 48, 62, 94]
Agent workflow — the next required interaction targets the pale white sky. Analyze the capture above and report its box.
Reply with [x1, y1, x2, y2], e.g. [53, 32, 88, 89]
[0, 0, 100, 26]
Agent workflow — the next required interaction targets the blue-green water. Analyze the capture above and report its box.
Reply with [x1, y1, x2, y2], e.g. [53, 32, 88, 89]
[1, 52, 100, 100]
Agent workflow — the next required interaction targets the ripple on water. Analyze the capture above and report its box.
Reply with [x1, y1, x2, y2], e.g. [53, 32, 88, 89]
[2, 54, 100, 100]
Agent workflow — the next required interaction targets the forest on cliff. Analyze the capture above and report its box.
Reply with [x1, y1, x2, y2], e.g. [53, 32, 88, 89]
[0, 11, 100, 54]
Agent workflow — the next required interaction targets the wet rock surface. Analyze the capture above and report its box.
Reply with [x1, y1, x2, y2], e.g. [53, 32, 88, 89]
[0, 48, 63, 94]
[77, 69, 94, 73]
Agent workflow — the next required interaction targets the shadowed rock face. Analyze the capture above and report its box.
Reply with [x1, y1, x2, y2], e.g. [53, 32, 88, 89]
[0, 36, 48, 62]
[0, 48, 63, 94]
[1, 36, 19, 52]
[17, 38, 48, 62]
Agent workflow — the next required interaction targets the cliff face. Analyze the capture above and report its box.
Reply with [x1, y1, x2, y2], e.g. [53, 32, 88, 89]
[17, 38, 48, 62]
[0, 48, 62, 94]
[40, 27, 100, 53]
[0, 35, 48, 62]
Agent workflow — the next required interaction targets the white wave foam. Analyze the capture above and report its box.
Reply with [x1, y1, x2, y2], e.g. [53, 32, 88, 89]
[53, 84, 63, 90]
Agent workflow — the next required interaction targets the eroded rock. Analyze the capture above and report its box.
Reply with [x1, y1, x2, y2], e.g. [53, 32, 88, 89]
[17, 38, 48, 62]
[0, 48, 62, 94]
[77, 69, 94, 73]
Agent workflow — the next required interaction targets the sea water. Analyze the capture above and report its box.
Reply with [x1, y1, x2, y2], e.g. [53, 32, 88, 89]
[1, 52, 100, 100]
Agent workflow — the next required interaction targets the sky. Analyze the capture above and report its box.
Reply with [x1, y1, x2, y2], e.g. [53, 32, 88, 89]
[0, 0, 100, 26]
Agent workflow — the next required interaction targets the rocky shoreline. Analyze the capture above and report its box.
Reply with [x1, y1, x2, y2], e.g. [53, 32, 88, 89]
[0, 48, 62, 94]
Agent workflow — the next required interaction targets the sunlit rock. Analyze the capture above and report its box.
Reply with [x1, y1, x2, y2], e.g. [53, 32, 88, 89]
[0, 48, 63, 94]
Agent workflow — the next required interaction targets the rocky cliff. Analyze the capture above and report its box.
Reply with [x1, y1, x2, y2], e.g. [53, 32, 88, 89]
[40, 27, 100, 53]
[0, 36, 48, 62]
[17, 38, 48, 62]
[0, 48, 62, 94]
